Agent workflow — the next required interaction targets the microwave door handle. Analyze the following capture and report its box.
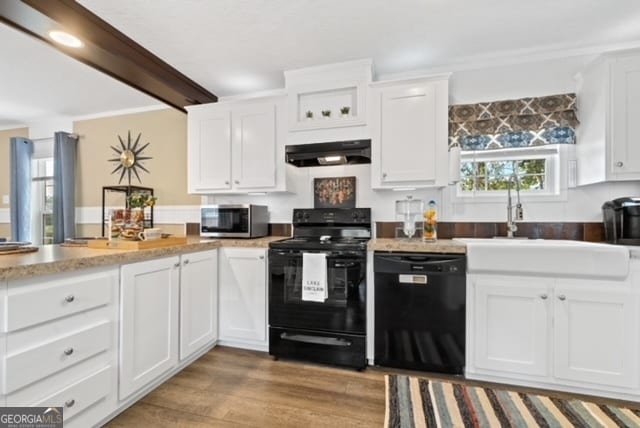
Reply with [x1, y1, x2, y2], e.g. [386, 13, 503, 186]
[334, 262, 358, 268]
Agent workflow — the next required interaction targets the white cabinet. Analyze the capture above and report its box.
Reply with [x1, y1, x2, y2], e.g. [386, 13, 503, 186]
[218, 247, 267, 349]
[553, 284, 638, 388]
[577, 49, 640, 184]
[187, 96, 288, 194]
[179, 249, 218, 361]
[468, 272, 639, 396]
[370, 76, 449, 188]
[473, 276, 551, 377]
[1, 268, 119, 427]
[119, 256, 180, 400]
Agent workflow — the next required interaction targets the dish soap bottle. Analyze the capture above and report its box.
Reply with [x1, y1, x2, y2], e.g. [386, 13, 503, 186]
[424, 200, 437, 242]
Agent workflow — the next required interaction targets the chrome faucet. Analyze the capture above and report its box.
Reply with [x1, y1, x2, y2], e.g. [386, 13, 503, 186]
[506, 172, 524, 238]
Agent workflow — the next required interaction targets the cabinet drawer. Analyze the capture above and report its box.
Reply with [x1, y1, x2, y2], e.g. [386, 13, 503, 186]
[5, 269, 116, 332]
[3, 321, 111, 394]
[33, 365, 112, 422]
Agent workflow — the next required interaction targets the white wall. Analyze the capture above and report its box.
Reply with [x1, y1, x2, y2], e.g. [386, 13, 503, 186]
[208, 54, 640, 225]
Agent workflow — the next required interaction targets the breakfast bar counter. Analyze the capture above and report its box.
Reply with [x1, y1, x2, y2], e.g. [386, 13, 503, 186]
[0, 236, 286, 281]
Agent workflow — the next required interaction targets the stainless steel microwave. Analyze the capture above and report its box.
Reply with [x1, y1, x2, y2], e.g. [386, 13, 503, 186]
[200, 204, 268, 238]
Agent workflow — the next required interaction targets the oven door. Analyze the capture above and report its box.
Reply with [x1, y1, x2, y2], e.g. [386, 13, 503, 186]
[268, 249, 366, 334]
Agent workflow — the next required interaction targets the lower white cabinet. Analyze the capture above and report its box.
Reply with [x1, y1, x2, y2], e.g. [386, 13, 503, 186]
[218, 247, 267, 349]
[179, 249, 218, 360]
[473, 276, 551, 377]
[553, 283, 638, 388]
[468, 273, 640, 395]
[119, 256, 180, 400]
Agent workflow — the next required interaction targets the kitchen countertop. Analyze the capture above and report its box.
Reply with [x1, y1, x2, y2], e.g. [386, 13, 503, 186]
[368, 238, 467, 254]
[0, 236, 287, 281]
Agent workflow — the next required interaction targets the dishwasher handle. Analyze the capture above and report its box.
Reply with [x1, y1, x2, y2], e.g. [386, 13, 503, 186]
[374, 253, 466, 274]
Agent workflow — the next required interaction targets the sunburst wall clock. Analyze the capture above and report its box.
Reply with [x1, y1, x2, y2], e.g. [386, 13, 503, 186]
[109, 130, 152, 184]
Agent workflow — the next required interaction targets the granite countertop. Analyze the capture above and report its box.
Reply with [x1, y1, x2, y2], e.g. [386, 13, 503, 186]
[368, 238, 466, 254]
[0, 236, 287, 281]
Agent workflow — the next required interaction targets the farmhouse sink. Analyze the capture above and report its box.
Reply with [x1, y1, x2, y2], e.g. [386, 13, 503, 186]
[455, 238, 630, 279]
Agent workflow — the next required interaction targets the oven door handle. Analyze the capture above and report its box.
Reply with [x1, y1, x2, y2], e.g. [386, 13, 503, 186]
[333, 262, 358, 268]
[280, 332, 352, 347]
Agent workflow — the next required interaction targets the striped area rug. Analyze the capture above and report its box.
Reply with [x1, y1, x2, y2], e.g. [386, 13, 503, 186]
[385, 375, 640, 427]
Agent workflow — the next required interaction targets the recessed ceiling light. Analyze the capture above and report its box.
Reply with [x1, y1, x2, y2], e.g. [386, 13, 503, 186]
[49, 30, 83, 48]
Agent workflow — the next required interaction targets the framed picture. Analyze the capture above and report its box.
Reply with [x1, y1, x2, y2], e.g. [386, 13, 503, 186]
[313, 176, 356, 208]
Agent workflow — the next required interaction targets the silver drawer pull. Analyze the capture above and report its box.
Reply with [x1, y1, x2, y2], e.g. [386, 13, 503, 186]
[174, 262, 180, 268]
[540, 294, 548, 300]
[65, 295, 75, 303]
[183, 259, 190, 265]
[65, 399, 75, 408]
[64, 347, 74, 356]
[616, 161, 624, 167]
[558, 295, 566, 301]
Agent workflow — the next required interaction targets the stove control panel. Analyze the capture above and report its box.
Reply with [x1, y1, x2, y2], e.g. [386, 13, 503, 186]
[292, 208, 371, 225]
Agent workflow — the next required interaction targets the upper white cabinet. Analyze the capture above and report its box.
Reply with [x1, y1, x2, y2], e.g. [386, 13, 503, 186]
[370, 76, 449, 188]
[577, 49, 640, 184]
[119, 256, 180, 400]
[218, 247, 268, 350]
[187, 96, 288, 193]
[285, 59, 372, 132]
[179, 249, 218, 361]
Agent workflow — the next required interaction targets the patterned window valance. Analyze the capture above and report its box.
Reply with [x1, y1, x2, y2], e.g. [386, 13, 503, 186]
[449, 93, 579, 150]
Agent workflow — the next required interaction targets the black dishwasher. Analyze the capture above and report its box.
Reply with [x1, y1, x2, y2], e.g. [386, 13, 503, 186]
[374, 252, 466, 374]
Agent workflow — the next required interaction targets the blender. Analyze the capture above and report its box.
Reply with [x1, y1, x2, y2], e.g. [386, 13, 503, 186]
[395, 196, 424, 239]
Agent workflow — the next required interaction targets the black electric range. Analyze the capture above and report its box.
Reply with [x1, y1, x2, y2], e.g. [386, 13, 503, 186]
[268, 208, 371, 369]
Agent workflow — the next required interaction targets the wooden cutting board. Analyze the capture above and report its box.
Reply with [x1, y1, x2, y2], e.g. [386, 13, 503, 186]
[87, 236, 188, 250]
[0, 246, 39, 255]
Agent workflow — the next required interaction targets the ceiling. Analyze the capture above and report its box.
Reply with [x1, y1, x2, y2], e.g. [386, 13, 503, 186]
[4, 0, 640, 127]
[0, 22, 158, 128]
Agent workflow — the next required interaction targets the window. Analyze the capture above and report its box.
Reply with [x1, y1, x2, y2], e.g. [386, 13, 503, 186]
[31, 138, 54, 245]
[457, 146, 560, 198]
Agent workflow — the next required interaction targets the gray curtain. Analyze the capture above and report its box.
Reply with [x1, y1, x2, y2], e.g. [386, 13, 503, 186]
[53, 132, 78, 243]
[10, 137, 34, 242]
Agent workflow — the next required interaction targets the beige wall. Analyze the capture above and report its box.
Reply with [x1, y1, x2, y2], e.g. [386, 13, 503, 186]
[74, 108, 200, 212]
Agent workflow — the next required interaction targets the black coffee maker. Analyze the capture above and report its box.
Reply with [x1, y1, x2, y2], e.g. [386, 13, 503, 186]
[602, 197, 640, 245]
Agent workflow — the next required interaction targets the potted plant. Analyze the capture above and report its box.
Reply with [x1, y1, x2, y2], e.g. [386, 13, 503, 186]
[321, 109, 331, 118]
[126, 192, 157, 223]
[305, 110, 314, 120]
[340, 106, 351, 117]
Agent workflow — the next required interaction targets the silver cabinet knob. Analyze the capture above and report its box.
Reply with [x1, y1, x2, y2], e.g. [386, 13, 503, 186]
[259, 255, 265, 260]
[183, 259, 190, 265]
[616, 161, 624, 167]
[64, 347, 74, 356]
[540, 294, 548, 300]
[558, 295, 566, 301]
[225, 180, 230, 185]
[234, 180, 240, 184]
[174, 262, 181, 268]
[65, 295, 75, 303]
[65, 399, 75, 408]
[382, 172, 387, 179]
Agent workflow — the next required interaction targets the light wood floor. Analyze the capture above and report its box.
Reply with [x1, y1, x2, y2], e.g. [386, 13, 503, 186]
[106, 346, 388, 427]
[106, 346, 640, 427]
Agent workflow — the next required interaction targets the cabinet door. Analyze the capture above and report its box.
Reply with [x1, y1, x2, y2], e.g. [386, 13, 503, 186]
[611, 55, 640, 179]
[474, 276, 551, 377]
[188, 107, 232, 192]
[554, 285, 638, 389]
[179, 250, 218, 360]
[119, 256, 180, 400]
[219, 248, 267, 344]
[374, 81, 447, 186]
[232, 102, 277, 189]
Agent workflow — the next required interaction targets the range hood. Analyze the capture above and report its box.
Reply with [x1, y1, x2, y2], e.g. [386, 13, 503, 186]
[285, 140, 371, 167]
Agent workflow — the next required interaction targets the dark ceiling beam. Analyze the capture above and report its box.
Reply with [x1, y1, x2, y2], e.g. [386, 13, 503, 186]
[0, 0, 217, 112]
